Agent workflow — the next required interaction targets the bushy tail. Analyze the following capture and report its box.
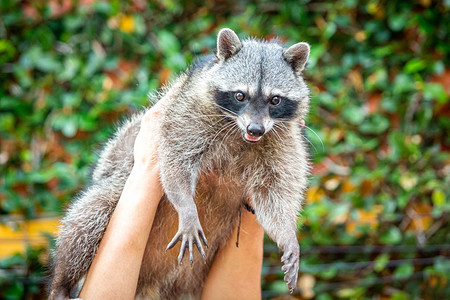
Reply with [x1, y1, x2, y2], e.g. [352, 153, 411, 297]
[48, 181, 121, 299]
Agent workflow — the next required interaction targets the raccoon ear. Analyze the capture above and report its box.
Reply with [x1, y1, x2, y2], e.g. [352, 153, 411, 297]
[283, 42, 310, 75]
[216, 28, 242, 61]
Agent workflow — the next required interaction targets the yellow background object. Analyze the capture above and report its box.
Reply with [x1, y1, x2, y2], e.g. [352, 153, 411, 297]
[0, 217, 60, 258]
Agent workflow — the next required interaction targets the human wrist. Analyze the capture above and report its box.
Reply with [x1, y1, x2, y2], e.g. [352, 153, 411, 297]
[126, 164, 163, 197]
[131, 158, 160, 175]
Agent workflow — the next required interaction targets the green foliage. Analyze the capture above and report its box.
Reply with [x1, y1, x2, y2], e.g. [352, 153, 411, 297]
[1, 0, 449, 299]
[0, 246, 46, 300]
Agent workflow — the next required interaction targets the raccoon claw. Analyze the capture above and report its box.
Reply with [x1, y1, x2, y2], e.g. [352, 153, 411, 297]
[167, 226, 207, 264]
[194, 237, 207, 260]
[199, 230, 208, 248]
[166, 233, 181, 251]
[281, 243, 300, 293]
[176, 238, 186, 264]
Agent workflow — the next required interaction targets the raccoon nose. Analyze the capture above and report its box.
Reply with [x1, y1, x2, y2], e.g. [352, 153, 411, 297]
[247, 124, 265, 137]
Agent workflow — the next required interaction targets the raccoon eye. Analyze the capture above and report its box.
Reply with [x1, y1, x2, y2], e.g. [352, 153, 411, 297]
[270, 96, 281, 106]
[234, 92, 245, 102]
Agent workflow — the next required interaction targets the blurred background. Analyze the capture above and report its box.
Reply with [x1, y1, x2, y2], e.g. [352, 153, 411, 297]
[0, 0, 449, 299]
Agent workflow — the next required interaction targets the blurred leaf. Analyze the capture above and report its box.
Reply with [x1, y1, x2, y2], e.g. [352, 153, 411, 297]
[388, 13, 408, 31]
[323, 22, 337, 39]
[423, 82, 448, 103]
[380, 226, 402, 244]
[0, 113, 15, 131]
[158, 30, 181, 55]
[432, 189, 445, 209]
[392, 291, 411, 300]
[336, 287, 365, 298]
[62, 92, 82, 108]
[343, 105, 365, 125]
[317, 294, 333, 300]
[404, 59, 426, 74]
[393, 74, 415, 94]
[394, 264, 414, 279]
[269, 280, 289, 294]
[3, 281, 24, 300]
[0, 39, 16, 64]
[308, 44, 326, 68]
[406, 202, 433, 232]
[58, 56, 81, 81]
[92, 1, 114, 15]
[51, 114, 79, 138]
[399, 174, 418, 191]
[318, 267, 337, 279]
[374, 253, 390, 272]
[359, 114, 389, 134]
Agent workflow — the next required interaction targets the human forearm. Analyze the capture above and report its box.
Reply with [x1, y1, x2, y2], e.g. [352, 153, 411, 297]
[201, 210, 264, 300]
[79, 165, 163, 299]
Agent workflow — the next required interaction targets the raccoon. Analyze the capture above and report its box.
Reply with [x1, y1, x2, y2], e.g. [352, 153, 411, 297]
[49, 28, 311, 299]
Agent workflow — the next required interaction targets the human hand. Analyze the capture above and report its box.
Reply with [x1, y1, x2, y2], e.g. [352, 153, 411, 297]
[133, 97, 169, 172]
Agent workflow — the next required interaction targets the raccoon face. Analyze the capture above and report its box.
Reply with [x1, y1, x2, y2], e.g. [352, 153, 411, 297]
[214, 90, 300, 143]
[210, 28, 310, 144]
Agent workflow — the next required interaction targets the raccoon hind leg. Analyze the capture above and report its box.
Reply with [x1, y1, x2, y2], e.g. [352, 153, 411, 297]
[49, 182, 121, 299]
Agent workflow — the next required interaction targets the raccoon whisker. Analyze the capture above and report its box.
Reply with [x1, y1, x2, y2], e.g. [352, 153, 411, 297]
[188, 116, 229, 135]
[271, 125, 284, 142]
[304, 125, 324, 152]
[276, 120, 298, 130]
[278, 120, 324, 152]
[185, 114, 229, 127]
[277, 119, 301, 126]
[188, 114, 230, 119]
[273, 130, 283, 143]
[302, 135, 319, 154]
[276, 122, 288, 130]
[274, 122, 288, 132]
[218, 123, 238, 150]
[210, 121, 236, 145]
[220, 123, 237, 145]
[275, 122, 290, 134]
[206, 116, 230, 129]
[277, 121, 317, 153]
[195, 116, 229, 132]
[278, 122, 319, 154]
[212, 102, 238, 117]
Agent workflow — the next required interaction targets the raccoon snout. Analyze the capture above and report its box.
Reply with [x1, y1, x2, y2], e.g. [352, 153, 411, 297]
[246, 124, 265, 137]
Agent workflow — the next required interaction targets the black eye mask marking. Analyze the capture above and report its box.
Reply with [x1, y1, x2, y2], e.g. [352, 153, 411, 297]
[214, 89, 299, 120]
[269, 97, 299, 120]
[214, 89, 246, 115]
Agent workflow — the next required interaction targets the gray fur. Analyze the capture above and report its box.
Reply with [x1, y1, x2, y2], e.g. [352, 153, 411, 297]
[283, 42, 310, 76]
[49, 28, 310, 299]
[216, 28, 243, 61]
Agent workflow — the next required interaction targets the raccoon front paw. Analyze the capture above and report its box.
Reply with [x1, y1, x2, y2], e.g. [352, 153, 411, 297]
[281, 242, 300, 293]
[166, 220, 208, 265]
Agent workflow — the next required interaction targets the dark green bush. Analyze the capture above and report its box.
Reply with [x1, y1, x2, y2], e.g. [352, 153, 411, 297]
[1, 0, 449, 298]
